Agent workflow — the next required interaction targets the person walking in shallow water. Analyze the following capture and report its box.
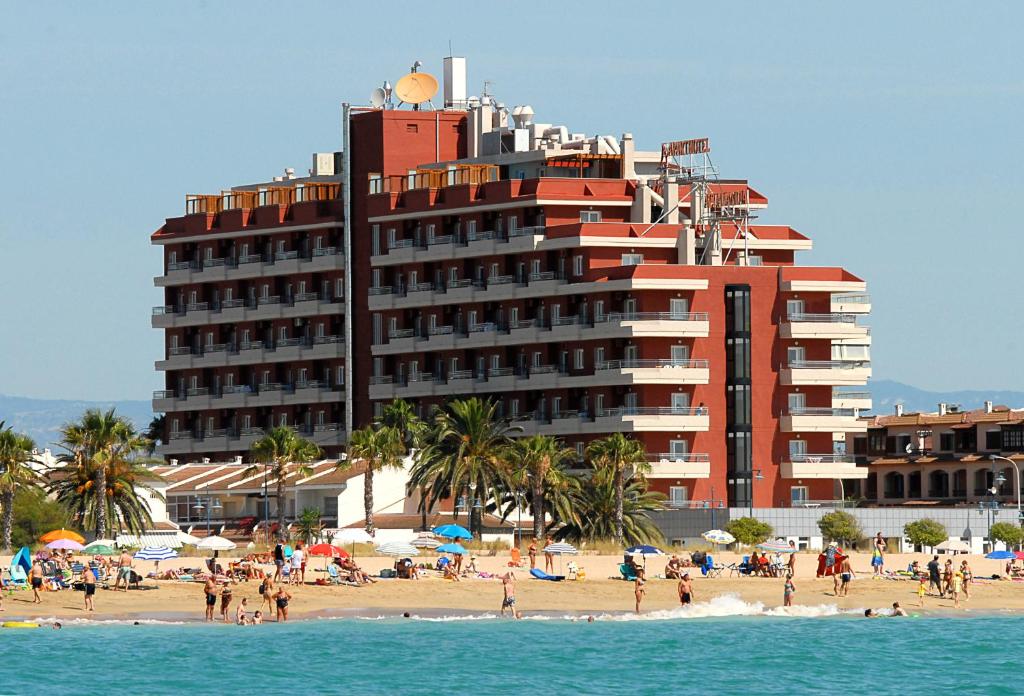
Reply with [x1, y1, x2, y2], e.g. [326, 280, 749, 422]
[500, 571, 517, 617]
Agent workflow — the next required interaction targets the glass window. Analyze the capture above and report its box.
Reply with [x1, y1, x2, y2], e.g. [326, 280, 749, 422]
[984, 430, 1001, 450]
[621, 253, 644, 266]
[580, 210, 602, 223]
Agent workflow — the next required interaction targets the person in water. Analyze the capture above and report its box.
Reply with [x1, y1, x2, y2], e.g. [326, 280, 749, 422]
[677, 572, 694, 606]
[783, 576, 795, 607]
[500, 571, 517, 617]
[891, 602, 907, 617]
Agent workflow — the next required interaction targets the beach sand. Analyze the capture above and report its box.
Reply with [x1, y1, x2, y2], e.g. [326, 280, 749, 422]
[4, 551, 1020, 621]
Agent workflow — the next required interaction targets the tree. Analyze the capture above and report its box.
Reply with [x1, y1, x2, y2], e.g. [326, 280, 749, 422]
[379, 399, 429, 530]
[56, 409, 156, 537]
[145, 414, 166, 455]
[726, 517, 774, 546]
[346, 425, 402, 534]
[0, 422, 44, 551]
[904, 518, 948, 548]
[586, 433, 649, 544]
[557, 467, 664, 546]
[49, 452, 163, 535]
[817, 510, 862, 546]
[247, 426, 322, 531]
[294, 507, 324, 546]
[409, 397, 518, 536]
[990, 522, 1023, 548]
[505, 435, 576, 540]
[10, 488, 71, 550]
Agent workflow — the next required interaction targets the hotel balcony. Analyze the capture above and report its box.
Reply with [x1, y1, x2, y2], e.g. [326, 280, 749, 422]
[832, 389, 872, 411]
[830, 293, 871, 314]
[779, 312, 869, 341]
[371, 312, 710, 356]
[368, 360, 708, 401]
[157, 336, 345, 371]
[780, 454, 868, 480]
[152, 294, 343, 329]
[370, 226, 545, 267]
[156, 424, 345, 456]
[780, 407, 866, 433]
[155, 248, 344, 287]
[779, 360, 871, 387]
[154, 382, 344, 413]
[647, 453, 712, 479]
[512, 406, 710, 436]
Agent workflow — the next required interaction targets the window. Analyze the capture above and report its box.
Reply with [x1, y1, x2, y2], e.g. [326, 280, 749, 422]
[747, 255, 763, 266]
[323, 496, 339, 519]
[510, 399, 520, 418]
[170, 335, 179, 350]
[573, 349, 585, 370]
[594, 347, 605, 365]
[669, 487, 688, 508]
[278, 326, 288, 341]
[509, 307, 519, 326]
[939, 432, 954, 451]
[595, 394, 605, 416]
[580, 210, 602, 223]
[670, 345, 689, 363]
[788, 393, 806, 412]
[508, 215, 518, 233]
[832, 344, 871, 362]
[387, 228, 397, 249]
[575, 442, 585, 460]
[490, 355, 500, 371]
[621, 253, 644, 266]
[552, 397, 562, 416]
[490, 263, 499, 278]
[671, 393, 690, 412]
[371, 224, 381, 256]
[789, 440, 807, 458]
[985, 430, 1001, 450]
[1003, 427, 1024, 451]
[168, 251, 177, 266]
[594, 300, 605, 320]
[466, 220, 477, 237]
[669, 440, 688, 457]
[787, 346, 806, 365]
[790, 486, 809, 506]
[786, 299, 805, 318]
[426, 224, 436, 242]
[669, 298, 689, 318]
[573, 255, 584, 276]
[448, 267, 458, 284]
[532, 352, 542, 367]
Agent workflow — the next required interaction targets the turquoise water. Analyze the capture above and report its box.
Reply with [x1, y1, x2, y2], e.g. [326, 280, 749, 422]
[1, 609, 1020, 694]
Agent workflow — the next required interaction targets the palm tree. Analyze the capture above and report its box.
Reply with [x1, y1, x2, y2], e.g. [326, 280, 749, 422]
[346, 425, 402, 534]
[247, 426, 321, 532]
[557, 467, 665, 545]
[380, 399, 430, 530]
[58, 408, 152, 538]
[586, 433, 650, 544]
[411, 397, 518, 536]
[0, 422, 43, 551]
[50, 454, 163, 535]
[145, 414, 166, 455]
[506, 435, 576, 540]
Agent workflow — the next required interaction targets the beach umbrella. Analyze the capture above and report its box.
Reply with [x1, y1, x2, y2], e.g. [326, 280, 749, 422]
[543, 542, 578, 555]
[308, 543, 348, 558]
[177, 532, 201, 546]
[702, 530, 735, 546]
[1015, 551, 1024, 560]
[331, 528, 374, 557]
[410, 537, 441, 549]
[436, 543, 467, 555]
[936, 540, 971, 554]
[756, 541, 797, 554]
[625, 545, 664, 568]
[45, 539, 84, 551]
[134, 546, 178, 561]
[375, 542, 419, 557]
[985, 550, 1015, 560]
[40, 529, 86, 545]
[83, 540, 116, 553]
[432, 524, 472, 540]
[84, 544, 116, 556]
[196, 535, 237, 551]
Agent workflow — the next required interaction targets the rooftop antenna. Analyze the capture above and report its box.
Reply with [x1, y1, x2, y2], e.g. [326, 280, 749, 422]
[395, 65, 438, 111]
[369, 87, 387, 109]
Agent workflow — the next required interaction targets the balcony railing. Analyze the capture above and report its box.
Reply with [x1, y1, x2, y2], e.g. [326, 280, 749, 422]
[167, 260, 197, 271]
[238, 254, 263, 265]
[787, 312, 857, 323]
[833, 293, 870, 304]
[427, 235, 454, 246]
[388, 328, 416, 339]
[449, 369, 474, 380]
[600, 311, 709, 323]
[427, 325, 454, 336]
[604, 406, 708, 416]
[466, 229, 495, 242]
[388, 238, 416, 249]
[528, 364, 561, 375]
[446, 278, 474, 289]
[596, 359, 709, 370]
[257, 295, 281, 306]
[788, 454, 856, 464]
[488, 367, 514, 378]
[274, 250, 299, 261]
[370, 375, 394, 385]
[832, 389, 871, 400]
[153, 390, 177, 399]
[509, 225, 544, 238]
[469, 322, 497, 333]
[788, 407, 857, 417]
[312, 246, 342, 257]
[789, 360, 868, 370]
[650, 453, 711, 462]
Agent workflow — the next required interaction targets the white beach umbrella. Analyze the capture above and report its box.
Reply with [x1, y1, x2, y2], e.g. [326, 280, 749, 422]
[197, 535, 237, 551]
[543, 542, 578, 555]
[332, 528, 375, 557]
[410, 537, 441, 549]
[702, 530, 735, 546]
[936, 539, 971, 553]
[375, 542, 419, 557]
[177, 531, 202, 546]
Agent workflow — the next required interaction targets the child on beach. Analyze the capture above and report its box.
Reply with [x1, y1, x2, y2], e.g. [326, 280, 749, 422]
[236, 597, 248, 625]
[500, 571, 516, 617]
[917, 577, 927, 607]
[252, 610, 263, 625]
[784, 577, 795, 607]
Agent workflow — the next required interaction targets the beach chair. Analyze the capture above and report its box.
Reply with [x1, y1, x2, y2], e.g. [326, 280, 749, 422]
[509, 547, 524, 567]
[728, 556, 755, 577]
[326, 564, 343, 585]
[618, 563, 638, 581]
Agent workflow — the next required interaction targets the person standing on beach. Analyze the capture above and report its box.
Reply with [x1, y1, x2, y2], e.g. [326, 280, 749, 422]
[872, 532, 886, 576]
[634, 568, 646, 613]
[500, 571, 517, 617]
[82, 564, 96, 612]
[273, 540, 285, 582]
[30, 560, 44, 603]
[960, 560, 972, 600]
[528, 539, 538, 569]
[942, 560, 954, 597]
[220, 583, 233, 623]
[290, 543, 304, 585]
[787, 541, 797, 577]
[203, 577, 218, 622]
[259, 575, 275, 613]
[783, 576, 795, 607]
[274, 586, 292, 622]
[677, 572, 694, 607]
[917, 576, 927, 607]
[115, 550, 134, 592]
[952, 571, 963, 609]
[838, 557, 853, 597]
[927, 556, 941, 595]
[544, 535, 555, 574]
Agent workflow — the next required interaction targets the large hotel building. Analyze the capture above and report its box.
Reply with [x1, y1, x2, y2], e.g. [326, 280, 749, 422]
[151, 56, 872, 510]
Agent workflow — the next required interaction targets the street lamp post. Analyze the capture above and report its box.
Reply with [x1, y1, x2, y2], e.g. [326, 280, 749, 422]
[977, 457, 1006, 552]
[468, 481, 478, 538]
[989, 454, 1022, 524]
[749, 469, 765, 519]
[192, 483, 222, 536]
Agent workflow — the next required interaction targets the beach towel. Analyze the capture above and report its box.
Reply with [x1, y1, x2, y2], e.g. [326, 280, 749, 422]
[530, 568, 565, 582]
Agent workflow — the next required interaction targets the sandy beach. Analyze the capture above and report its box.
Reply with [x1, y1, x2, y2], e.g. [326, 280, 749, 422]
[4, 551, 1022, 622]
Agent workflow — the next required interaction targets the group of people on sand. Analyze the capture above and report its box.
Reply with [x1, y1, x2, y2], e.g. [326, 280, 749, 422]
[918, 555, 972, 608]
[203, 573, 289, 623]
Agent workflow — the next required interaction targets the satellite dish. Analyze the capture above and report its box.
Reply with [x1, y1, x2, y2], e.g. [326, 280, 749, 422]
[905, 443, 915, 454]
[369, 87, 386, 109]
[395, 72, 438, 105]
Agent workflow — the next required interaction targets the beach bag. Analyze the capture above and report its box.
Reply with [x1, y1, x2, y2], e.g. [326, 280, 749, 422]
[258, 583, 266, 595]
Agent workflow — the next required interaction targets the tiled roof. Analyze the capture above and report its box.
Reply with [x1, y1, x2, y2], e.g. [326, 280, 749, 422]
[869, 407, 1024, 428]
[153, 459, 347, 495]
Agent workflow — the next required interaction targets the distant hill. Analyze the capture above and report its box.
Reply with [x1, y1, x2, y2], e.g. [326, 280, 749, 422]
[0, 394, 153, 450]
[869, 379, 1024, 415]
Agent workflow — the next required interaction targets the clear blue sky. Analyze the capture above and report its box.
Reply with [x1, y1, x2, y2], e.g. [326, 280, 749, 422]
[1, 1, 1021, 400]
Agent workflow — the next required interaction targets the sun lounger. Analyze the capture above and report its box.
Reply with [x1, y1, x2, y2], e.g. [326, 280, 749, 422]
[727, 556, 755, 577]
[618, 563, 638, 581]
[530, 568, 565, 582]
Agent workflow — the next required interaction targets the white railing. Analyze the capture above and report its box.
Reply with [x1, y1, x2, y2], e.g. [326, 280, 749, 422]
[602, 311, 709, 322]
[787, 312, 857, 323]
[596, 359, 709, 370]
[789, 407, 857, 417]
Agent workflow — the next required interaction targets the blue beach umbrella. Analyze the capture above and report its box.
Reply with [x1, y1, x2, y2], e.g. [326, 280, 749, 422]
[134, 546, 178, 561]
[626, 545, 665, 556]
[432, 524, 472, 540]
[435, 543, 467, 555]
[985, 550, 1015, 560]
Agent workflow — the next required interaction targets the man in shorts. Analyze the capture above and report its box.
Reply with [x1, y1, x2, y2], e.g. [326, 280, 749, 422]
[677, 572, 694, 606]
[273, 540, 285, 582]
[30, 560, 44, 603]
[82, 564, 97, 612]
[203, 577, 218, 622]
[500, 571, 517, 617]
[115, 550, 134, 592]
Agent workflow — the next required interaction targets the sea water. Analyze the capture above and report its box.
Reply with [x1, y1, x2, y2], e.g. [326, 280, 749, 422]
[1, 596, 1021, 695]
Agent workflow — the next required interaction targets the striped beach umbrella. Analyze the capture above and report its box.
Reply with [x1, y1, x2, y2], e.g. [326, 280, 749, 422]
[702, 530, 735, 546]
[410, 537, 440, 549]
[134, 546, 178, 561]
[756, 541, 796, 554]
[375, 542, 419, 557]
[543, 542, 578, 555]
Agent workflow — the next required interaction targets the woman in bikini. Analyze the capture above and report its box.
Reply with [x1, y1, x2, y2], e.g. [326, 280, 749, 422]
[259, 575, 275, 613]
[634, 568, 646, 613]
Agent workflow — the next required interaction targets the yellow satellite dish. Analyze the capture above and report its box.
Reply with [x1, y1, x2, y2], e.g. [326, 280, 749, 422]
[394, 72, 439, 105]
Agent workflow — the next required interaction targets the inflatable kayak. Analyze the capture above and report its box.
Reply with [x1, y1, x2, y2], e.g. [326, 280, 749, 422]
[2, 621, 40, 629]
[530, 568, 565, 581]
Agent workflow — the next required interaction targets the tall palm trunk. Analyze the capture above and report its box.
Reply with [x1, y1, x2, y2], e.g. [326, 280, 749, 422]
[532, 478, 546, 540]
[94, 463, 108, 538]
[419, 485, 428, 531]
[1, 490, 13, 552]
[276, 464, 287, 532]
[613, 465, 625, 543]
[364, 465, 375, 533]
